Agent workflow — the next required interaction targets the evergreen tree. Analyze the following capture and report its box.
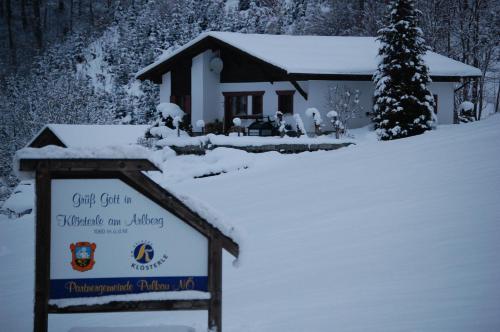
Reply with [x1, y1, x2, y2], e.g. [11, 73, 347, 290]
[373, 0, 435, 140]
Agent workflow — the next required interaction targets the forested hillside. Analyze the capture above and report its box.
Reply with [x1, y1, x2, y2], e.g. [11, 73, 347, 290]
[0, 0, 498, 199]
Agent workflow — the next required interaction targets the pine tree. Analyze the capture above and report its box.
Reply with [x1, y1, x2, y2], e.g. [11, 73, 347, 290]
[373, 0, 435, 140]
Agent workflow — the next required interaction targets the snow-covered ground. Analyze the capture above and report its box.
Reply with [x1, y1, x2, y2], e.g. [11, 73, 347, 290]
[1, 116, 500, 331]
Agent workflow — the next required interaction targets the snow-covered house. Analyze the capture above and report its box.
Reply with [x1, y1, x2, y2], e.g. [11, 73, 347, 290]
[136, 32, 481, 134]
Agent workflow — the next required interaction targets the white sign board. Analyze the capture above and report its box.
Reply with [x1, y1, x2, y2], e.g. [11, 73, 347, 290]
[49, 179, 208, 299]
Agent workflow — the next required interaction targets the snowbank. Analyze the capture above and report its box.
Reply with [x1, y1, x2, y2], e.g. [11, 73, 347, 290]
[206, 134, 353, 147]
[49, 291, 210, 308]
[69, 326, 194, 332]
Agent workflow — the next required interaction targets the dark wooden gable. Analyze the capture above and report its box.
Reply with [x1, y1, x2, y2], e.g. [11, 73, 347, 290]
[219, 45, 286, 83]
[137, 36, 288, 84]
[29, 127, 66, 148]
[171, 59, 192, 96]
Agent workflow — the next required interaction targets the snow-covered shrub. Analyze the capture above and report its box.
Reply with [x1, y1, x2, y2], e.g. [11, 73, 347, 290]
[274, 111, 286, 137]
[157, 102, 185, 120]
[205, 120, 224, 135]
[457, 101, 476, 123]
[294, 114, 307, 137]
[305, 107, 323, 136]
[326, 85, 362, 137]
[173, 116, 183, 137]
[146, 103, 187, 142]
[326, 110, 345, 139]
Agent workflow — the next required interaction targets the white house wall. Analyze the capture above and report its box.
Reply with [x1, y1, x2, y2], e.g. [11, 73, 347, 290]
[308, 80, 373, 130]
[159, 72, 171, 103]
[429, 82, 456, 125]
[191, 50, 221, 129]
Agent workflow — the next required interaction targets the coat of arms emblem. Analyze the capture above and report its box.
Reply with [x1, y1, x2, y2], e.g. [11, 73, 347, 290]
[70, 242, 96, 272]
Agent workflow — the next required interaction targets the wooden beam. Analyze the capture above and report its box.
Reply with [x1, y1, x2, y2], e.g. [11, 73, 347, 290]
[19, 159, 160, 172]
[208, 237, 223, 332]
[290, 80, 308, 100]
[33, 161, 51, 332]
[48, 299, 210, 314]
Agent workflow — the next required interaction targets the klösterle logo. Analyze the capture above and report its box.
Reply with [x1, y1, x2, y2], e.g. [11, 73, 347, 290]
[131, 241, 168, 271]
[134, 242, 154, 264]
[70, 242, 96, 272]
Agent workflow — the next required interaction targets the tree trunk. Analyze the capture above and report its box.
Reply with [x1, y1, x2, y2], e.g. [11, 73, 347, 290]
[89, 0, 94, 26]
[5, 0, 16, 66]
[33, 0, 44, 50]
[69, 0, 73, 31]
[21, 0, 28, 30]
[43, 0, 48, 30]
[477, 76, 484, 120]
[495, 78, 500, 113]
[471, 0, 481, 120]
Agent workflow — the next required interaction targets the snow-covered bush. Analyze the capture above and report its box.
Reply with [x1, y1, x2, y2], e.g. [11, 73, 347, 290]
[305, 107, 323, 136]
[326, 110, 345, 139]
[157, 103, 185, 120]
[457, 101, 476, 123]
[146, 103, 187, 142]
[294, 114, 307, 137]
[326, 85, 362, 137]
[205, 120, 224, 135]
[274, 111, 286, 137]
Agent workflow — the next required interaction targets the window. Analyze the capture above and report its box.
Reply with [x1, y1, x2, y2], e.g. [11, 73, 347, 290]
[222, 91, 265, 118]
[433, 94, 438, 113]
[252, 95, 263, 115]
[230, 95, 248, 116]
[276, 90, 295, 114]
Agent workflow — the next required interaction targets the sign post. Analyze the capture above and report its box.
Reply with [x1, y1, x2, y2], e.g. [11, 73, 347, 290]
[20, 158, 239, 332]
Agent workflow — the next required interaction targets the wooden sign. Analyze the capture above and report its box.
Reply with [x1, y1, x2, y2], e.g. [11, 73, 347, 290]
[19, 158, 239, 332]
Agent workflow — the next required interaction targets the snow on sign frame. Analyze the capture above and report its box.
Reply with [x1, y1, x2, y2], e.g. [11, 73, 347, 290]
[19, 158, 239, 332]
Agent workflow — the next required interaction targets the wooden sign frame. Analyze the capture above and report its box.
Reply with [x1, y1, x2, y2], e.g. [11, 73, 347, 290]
[20, 158, 239, 332]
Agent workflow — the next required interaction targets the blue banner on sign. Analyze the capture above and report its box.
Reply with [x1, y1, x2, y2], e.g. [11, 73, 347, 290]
[50, 276, 208, 299]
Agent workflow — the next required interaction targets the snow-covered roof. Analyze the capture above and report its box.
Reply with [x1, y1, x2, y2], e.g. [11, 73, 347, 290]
[27, 124, 150, 148]
[137, 32, 481, 79]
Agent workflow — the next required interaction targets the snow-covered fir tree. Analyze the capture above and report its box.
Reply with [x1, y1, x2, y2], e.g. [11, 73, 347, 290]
[373, 0, 435, 140]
